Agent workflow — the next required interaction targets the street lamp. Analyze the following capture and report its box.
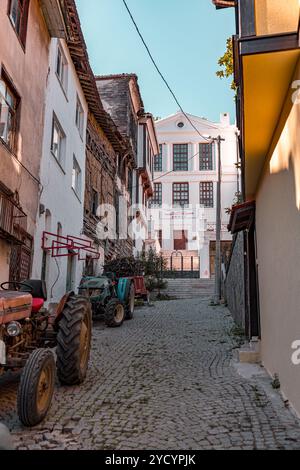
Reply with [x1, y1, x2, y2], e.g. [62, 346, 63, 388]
[204, 135, 225, 304]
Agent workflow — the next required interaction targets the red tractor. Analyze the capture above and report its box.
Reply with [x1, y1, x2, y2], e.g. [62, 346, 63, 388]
[0, 280, 92, 427]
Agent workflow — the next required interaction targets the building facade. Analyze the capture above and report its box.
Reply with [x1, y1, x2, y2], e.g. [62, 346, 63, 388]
[132, 113, 158, 255]
[149, 111, 239, 278]
[32, 0, 135, 303]
[215, 0, 300, 416]
[32, 34, 88, 303]
[0, 0, 66, 284]
[96, 74, 158, 257]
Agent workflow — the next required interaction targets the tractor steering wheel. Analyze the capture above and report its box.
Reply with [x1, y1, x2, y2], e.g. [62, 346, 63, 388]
[0, 281, 33, 294]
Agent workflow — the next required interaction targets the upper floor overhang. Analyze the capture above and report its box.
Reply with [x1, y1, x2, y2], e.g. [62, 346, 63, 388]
[233, 0, 300, 197]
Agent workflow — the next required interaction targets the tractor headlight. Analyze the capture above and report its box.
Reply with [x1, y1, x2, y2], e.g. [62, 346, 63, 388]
[6, 321, 22, 337]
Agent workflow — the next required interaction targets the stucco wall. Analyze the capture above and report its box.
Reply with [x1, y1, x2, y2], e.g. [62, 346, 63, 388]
[255, 0, 299, 36]
[0, 0, 50, 276]
[225, 232, 245, 330]
[256, 57, 300, 416]
[32, 38, 88, 303]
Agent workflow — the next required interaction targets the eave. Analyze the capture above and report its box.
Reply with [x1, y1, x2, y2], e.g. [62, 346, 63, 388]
[228, 201, 255, 234]
[39, 0, 67, 38]
[212, 0, 235, 9]
[62, 0, 128, 155]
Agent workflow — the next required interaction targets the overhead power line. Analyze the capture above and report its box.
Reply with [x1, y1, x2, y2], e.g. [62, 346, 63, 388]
[122, 0, 211, 144]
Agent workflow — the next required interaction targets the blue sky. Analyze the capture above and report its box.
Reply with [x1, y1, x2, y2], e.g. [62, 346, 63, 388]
[75, 0, 235, 123]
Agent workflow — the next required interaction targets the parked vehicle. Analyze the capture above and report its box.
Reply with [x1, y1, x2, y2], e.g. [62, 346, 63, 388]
[79, 274, 135, 327]
[0, 280, 92, 427]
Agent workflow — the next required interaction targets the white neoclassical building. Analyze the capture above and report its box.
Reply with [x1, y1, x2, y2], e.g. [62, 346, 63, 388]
[148, 111, 239, 278]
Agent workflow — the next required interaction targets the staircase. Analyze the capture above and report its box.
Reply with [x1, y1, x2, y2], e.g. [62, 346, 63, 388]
[164, 278, 215, 300]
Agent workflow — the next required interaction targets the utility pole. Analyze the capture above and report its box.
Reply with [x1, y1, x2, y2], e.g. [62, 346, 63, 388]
[214, 135, 225, 305]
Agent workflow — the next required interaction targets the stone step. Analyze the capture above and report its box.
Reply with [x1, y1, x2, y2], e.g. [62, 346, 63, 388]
[164, 278, 214, 299]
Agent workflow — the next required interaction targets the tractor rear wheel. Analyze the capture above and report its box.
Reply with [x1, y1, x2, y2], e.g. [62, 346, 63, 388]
[125, 282, 135, 320]
[104, 299, 125, 327]
[17, 349, 55, 427]
[56, 295, 92, 385]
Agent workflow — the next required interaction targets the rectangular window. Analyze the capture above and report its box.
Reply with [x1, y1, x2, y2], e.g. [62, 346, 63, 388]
[157, 230, 162, 249]
[199, 143, 213, 171]
[127, 169, 133, 199]
[8, 0, 30, 47]
[154, 144, 163, 172]
[0, 72, 19, 152]
[173, 144, 188, 171]
[72, 156, 82, 198]
[56, 44, 68, 94]
[75, 96, 84, 138]
[200, 182, 214, 208]
[91, 189, 98, 216]
[152, 183, 162, 206]
[51, 114, 66, 168]
[173, 183, 189, 207]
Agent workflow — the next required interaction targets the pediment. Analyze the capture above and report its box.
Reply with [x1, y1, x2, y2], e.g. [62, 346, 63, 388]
[155, 111, 220, 134]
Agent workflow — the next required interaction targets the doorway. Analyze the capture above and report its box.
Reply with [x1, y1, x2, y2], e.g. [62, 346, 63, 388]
[174, 230, 187, 251]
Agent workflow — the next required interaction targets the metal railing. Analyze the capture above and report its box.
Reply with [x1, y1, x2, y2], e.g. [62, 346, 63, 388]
[161, 252, 200, 279]
[0, 193, 27, 244]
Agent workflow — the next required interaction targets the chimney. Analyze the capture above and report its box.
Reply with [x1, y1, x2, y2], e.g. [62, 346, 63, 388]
[220, 112, 230, 126]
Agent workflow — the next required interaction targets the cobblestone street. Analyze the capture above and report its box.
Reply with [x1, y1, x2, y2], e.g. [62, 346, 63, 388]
[1, 298, 300, 450]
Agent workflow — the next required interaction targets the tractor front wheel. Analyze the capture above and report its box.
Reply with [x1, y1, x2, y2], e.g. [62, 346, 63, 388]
[56, 295, 92, 385]
[17, 349, 55, 427]
[104, 299, 125, 327]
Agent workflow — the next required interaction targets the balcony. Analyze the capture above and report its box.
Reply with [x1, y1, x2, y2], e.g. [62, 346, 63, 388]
[234, 0, 300, 196]
[239, 0, 299, 40]
[0, 194, 27, 245]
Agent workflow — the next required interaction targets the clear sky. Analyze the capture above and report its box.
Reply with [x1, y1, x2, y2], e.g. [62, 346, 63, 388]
[75, 0, 236, 124]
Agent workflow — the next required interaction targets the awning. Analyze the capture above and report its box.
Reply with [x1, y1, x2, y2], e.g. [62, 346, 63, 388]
[228, 201, 256, 234]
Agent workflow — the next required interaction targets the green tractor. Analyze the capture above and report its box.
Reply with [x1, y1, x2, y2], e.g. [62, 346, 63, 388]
[79, 274, 135, 327]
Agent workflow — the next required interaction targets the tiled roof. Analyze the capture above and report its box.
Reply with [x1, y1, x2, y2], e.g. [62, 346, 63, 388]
[212, 0, 236, 8]
[63, 0, 128, 154]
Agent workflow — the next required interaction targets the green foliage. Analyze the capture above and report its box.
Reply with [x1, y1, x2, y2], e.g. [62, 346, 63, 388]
[225, 191, 244, 215]
[138, 248, 168, 294]
[216, 37, 237, 92]
[104, 249, 168, 295]
[104, 256, 143, 278]
[138, 248, 167, 278]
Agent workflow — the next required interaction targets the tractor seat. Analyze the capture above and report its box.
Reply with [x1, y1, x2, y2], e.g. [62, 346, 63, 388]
[31, 298, 45, 313]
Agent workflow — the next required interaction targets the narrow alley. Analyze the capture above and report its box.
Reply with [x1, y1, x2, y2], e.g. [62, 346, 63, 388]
[1, 296, 300, 451]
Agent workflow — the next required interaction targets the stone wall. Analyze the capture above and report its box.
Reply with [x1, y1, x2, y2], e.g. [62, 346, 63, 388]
[225, 232, 246, 330]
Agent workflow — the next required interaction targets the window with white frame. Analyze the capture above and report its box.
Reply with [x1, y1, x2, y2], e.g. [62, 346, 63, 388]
[200, 182, 214, 208]
[0, 73, 19, 151]
[72, 156, 82, 198]
[51, 114, 66, 168]
[154, 144, 163, 172]
[8, 0, 30, 47]
[56, 44, 68, 94]
[199, 143, 213, 171]
[75, 96, 84, 138]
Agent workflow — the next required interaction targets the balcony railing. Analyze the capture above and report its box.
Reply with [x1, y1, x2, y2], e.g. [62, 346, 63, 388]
[0, 193, 27, 244]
